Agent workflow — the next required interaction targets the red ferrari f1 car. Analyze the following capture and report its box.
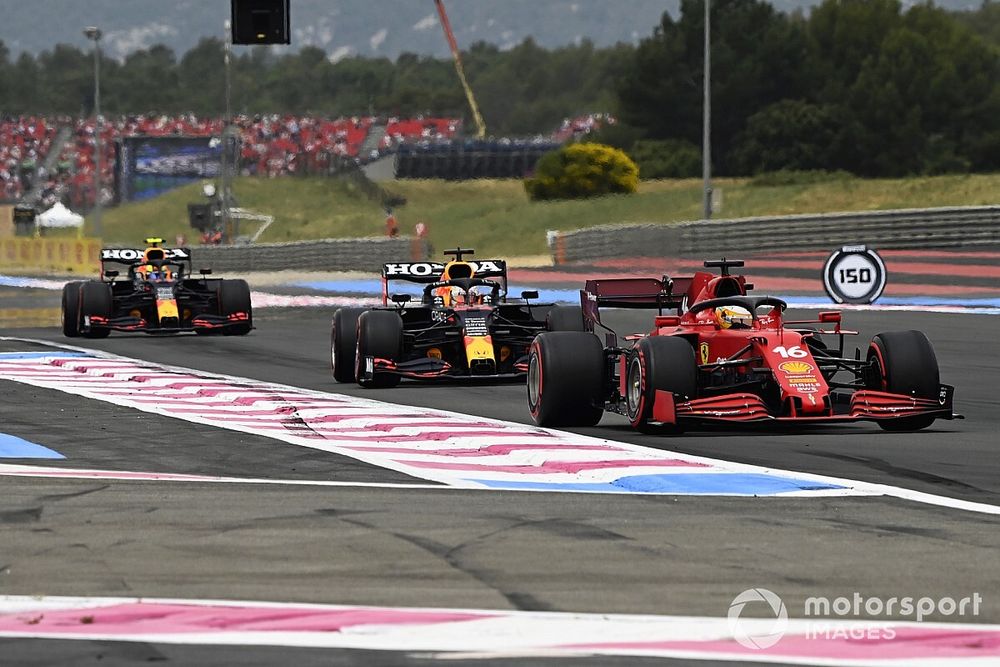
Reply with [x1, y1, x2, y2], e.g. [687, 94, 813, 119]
[527, 259, 960, 432]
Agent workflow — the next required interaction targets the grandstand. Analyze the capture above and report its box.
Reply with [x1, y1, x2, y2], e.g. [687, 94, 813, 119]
[0, 116, 58, 202]
[1, 111, 609, 209]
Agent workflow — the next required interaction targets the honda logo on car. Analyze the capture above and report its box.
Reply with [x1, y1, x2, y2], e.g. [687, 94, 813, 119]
[384, 262, 443, 276]
[384, 261, 504, 276]
[101, 248, 189, 261]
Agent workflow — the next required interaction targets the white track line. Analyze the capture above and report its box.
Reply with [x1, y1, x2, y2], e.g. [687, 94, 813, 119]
[0, 595, 998, 665]
[2, 337, 999, 515]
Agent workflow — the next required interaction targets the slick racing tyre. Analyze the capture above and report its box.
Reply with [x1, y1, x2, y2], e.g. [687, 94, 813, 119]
[356, 310, 403, 388]
[625, 336, 697, 434]
[546, 305, 586, 332]
[219, 279, 253, 335]
[867, 330, 940, 431]
[61, 282, 82, 338]
[527, 332, 604, 427]
[331, 307, 364, 383]
[79, 281, 112, 339]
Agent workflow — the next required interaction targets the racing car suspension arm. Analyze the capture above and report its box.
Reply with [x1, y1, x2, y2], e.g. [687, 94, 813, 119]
[698, 344, 756, 370]
[826, 379, 868, 390]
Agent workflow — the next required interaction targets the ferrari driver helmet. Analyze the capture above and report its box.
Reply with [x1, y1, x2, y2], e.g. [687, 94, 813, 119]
[715, 305, 752, 329]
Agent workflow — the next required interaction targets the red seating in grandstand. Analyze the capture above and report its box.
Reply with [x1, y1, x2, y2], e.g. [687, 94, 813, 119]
[1, 116, 57, 201]
[551, 113, 615, 143]
[381, 117, 459, 150]
[3, 112, 605, 207]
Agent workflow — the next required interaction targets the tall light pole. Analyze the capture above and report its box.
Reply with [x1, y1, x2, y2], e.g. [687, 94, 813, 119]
[220, 19, 242, 243]
[84, 26, 103, 237]
[702, 0, 713, 221]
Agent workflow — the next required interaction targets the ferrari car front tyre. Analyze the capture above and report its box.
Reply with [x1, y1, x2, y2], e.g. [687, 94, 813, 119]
[867, 330, 940, 431]
[219, 279, 253, 335]
[79, 281, 112, 339]
[356, 310, 403, 389]
[331, 307, 364, 383]
[61, 282, 82, 338]
[527, 332, 604, 427]
[546, 305, 586, 332]
[626, 336, 697, 434]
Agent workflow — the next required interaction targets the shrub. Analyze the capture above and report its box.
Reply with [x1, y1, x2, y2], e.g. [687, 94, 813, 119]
[524, 142, 639, 201]
[628, 139, 702, 179]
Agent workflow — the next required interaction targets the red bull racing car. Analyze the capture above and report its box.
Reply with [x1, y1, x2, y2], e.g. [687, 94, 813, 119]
[61, 238, 252, 338]
[330, 247, 585, 387]
[527, 259, 960, 432]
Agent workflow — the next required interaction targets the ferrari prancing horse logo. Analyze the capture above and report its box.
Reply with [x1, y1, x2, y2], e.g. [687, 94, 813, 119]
[699, 342, 710, 365]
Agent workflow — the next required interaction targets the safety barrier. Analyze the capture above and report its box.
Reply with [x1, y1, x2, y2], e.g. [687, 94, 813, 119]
[191, 236, 428, 273]
[548, 206, 1000, 264]
[0, 238, 103, 274]
[0, 236, 428, 276]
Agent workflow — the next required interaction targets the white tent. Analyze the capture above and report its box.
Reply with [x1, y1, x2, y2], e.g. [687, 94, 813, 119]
[37, 202, 85, 229]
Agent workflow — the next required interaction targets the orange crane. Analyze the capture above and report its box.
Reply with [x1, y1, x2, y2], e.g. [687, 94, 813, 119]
[434, 0, 487, 138]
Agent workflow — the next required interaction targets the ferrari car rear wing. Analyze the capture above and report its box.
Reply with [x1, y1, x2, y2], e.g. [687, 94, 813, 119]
[581, 276, 691, 325]
[381, 260, 507, 304]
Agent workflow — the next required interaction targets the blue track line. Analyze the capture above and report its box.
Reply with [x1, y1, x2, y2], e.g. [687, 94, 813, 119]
[0, 434, 65, 459]
[294, 279, 1000, 311]
[469, 472, 845, 495]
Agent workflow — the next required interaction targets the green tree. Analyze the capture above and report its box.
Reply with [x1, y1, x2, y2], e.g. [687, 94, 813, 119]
[112, 45, 180, 113]
[617, 0, 811, 174]
[37, 44, 93, 113]
[730, 99, 842, 174]
[177, 38, 225, 115]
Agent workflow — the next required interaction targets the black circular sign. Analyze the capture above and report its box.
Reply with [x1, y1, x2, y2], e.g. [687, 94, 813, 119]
[822, 245, 887, 304]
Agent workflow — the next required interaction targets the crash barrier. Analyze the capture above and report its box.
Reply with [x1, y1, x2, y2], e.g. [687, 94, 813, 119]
[191, 236, 429, 273]
[548, 205, 1000, 264]
[394, 140, 560, 180]
[0, 237, 103, 274]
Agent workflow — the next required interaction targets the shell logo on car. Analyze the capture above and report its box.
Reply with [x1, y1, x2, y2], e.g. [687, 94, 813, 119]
[778, 361, 814, 375]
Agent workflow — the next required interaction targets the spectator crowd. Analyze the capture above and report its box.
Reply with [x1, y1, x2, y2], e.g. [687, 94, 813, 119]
[2, 111, 609, 209]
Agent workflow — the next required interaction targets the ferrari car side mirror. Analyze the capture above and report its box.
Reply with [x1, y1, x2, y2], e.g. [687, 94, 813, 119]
[521, 290, 538, 300]
[200, 268, 213, 276]
[818, 311, 841, 323]
[391, 293, 412, 304]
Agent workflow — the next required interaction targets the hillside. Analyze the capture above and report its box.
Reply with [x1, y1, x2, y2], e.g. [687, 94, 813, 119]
[89, 173, 1000, 258]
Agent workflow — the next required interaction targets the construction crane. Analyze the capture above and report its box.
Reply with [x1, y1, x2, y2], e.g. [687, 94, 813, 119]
[434, 0, 487, 138]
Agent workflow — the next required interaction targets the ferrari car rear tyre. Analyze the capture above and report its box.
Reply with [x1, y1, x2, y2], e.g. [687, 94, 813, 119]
[331, 307, 364, 383]
[867, 330, 940, 431]
[79, 281, 112, 339]
[61, 282, 82, 338]
[527, 332, 604, 427]
[219, 279, 253, 335]
[546, 305, 586, 332]
[356, 310, 403, 388]
[626, 337, 697, 434]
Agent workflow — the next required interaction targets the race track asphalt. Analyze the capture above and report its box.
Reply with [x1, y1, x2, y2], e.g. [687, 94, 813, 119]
[1, 304, 998, 665]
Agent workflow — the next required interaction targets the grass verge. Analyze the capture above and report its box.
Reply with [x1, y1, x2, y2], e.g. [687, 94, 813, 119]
[87, 173, 1000, 257]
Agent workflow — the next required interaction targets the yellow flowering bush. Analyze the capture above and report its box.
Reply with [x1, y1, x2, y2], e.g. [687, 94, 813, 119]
[525, 142, 639, 201]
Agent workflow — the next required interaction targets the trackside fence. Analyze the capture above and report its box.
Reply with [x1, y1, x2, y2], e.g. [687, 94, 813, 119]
[548, 206, 1000, 264]
[191, 237, 427, 273]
